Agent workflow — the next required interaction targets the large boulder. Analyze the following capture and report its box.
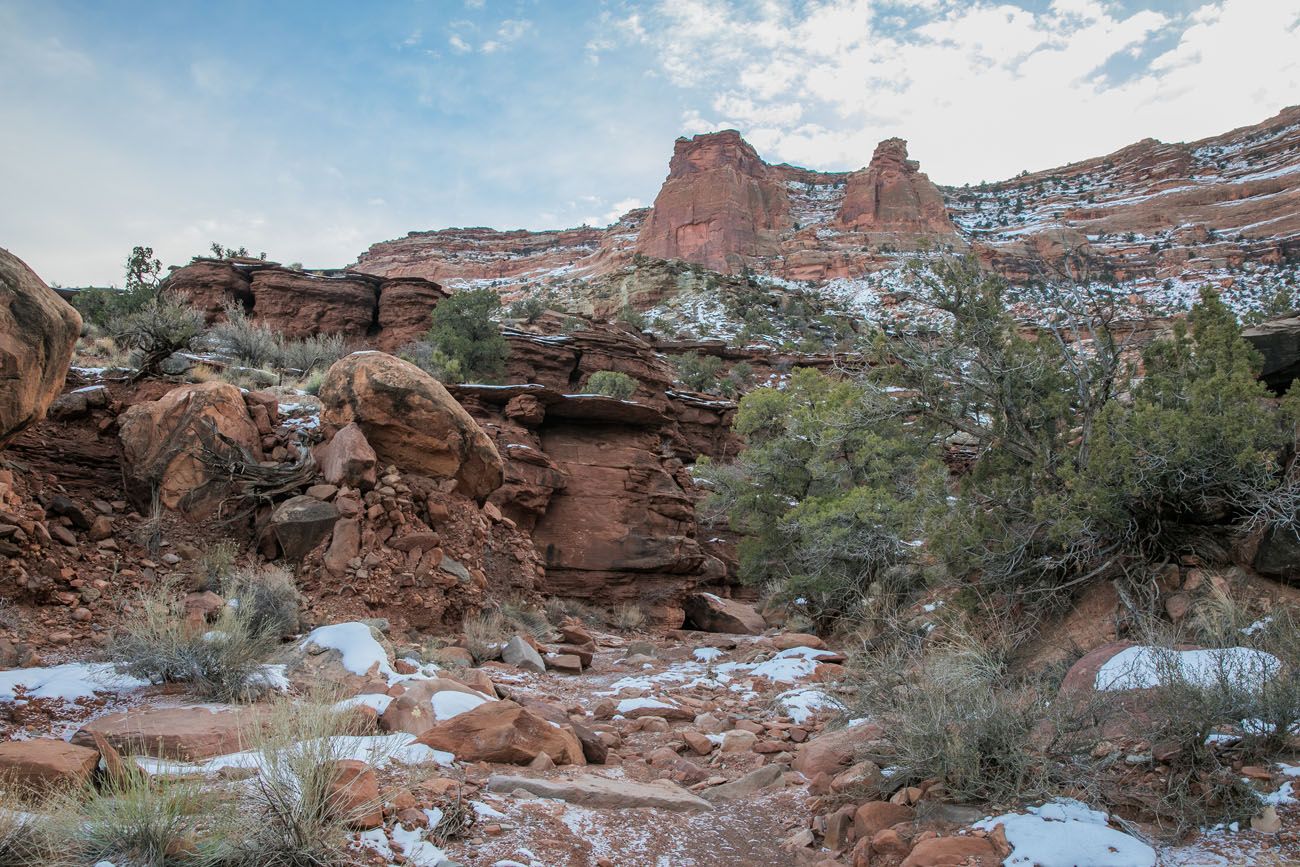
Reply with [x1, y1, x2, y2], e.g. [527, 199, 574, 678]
[414, 699, 585, 765]
[318, 352, 502, 501]
[161, 259, 252, 322]
[0, 247, 82, 447]
[118, 382, 263, 518]
[682, 592, 766, 635]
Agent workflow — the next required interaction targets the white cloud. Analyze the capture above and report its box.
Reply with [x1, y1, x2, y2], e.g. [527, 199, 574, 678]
[448, 33, 472, 53]
[624, 0, 1300, 182]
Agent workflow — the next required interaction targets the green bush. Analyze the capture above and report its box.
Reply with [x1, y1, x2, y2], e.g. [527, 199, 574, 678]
[399, 340, 464, 384]
[699, 368, 942, 624]
[507, 295, 548, 323]
[584, 370, 638, 399]
[72, 246, 163, 329]
[673, 352, 724, 393]
[616, 305, 647, 331]
[424, 288, 509, 383]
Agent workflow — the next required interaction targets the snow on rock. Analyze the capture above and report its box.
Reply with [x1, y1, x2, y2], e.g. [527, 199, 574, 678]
[1095, 646, 1281, 692]
[137, 733, 453, 778]
[335, 693, 394, 714]
[301, 622, 396, 681]
[775, 687, 844, 725]
[975, 799, 1156, 867]
[431, 689, 491, 721]
[693, 647, 724, 662]
[391, 822, 449, 866]
[735, 646, 837, 684]
[0, 662, 148, 703]
[616, 697, 679, 715]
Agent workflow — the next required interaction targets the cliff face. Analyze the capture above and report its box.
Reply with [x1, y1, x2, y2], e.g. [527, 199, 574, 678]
[351, 105, 1300, 317]
[634, 130, 792, 272]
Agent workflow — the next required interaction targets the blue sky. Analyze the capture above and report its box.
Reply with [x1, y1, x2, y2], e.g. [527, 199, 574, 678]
[1, 0, 1297, 286]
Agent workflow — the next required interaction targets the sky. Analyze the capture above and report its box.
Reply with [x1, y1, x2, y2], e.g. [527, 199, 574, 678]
[1, 0, 1298, 287]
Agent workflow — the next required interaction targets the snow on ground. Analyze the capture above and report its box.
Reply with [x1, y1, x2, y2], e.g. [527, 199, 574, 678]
[0, 662, 147, 703]
[136, 733, 453, 778]
[1094, 645, 1281, 692]
[976, 799, 1156, 867]
[430, 689, 491, 720]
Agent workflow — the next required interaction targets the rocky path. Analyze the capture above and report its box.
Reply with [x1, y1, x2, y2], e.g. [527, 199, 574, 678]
[437, 631, 833, 866]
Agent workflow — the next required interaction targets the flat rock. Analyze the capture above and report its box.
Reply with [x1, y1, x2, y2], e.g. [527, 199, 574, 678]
[700, 763, 786, 802]
[486, 773, 712, 812]
[0, 738, 99, 788]
[72, 705, 255, 761]
[682, 592, 766, 635]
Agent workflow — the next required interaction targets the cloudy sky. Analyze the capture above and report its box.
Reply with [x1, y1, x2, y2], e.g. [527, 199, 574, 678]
[2, 0, 1297, 286]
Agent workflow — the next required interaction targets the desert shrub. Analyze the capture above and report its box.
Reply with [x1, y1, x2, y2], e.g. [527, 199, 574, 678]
[611, 602, 646, 631]
[424, 288, 509, 383]
[210, 303, 280, 368]
[463, 609, 506, 663]
[224, 565, 302, 639]
[845, 627, 1068, 804]
[1083, 289, 1298, 557]
[233, 696, 383, 867]
[584, 370, 638, 399]
[699, 368, 942, 625]
[300, 368, 327, 396]
[507, 295, 548, 323]
[199, 540, 240, 590]
[673, 351, 724, 392]
[109, 583, 279, 702]
[114, 294, 205, 379]
[210, 303, 346, 373]
[545, 597, 606, 628]
[275, 332, 347, 374]
[399, 340, 464, 384]
[40, 770, 236, 867]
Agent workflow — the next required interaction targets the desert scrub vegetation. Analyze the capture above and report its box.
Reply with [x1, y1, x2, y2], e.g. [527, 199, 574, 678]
[843, 623, 1087, 806]
[114, 293, 206, 380]
[697, 367, 944, 628]
[70, 245, 164, 329]
[583, 370, 638, 399]
[416, 287, 509, 383]
[109, 581, 282, 702]
[706, 256, 1300, 624]
[223, 564, 304, 640]
[234, 695, 387, 867]
[208, 302, 347, 375]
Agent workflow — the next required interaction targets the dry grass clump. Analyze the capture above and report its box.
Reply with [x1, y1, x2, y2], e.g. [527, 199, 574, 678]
[544, 597, 607, 629]
[234, 695, 384, 867]
[463, 609, 507, 664]
[843, 624, 1071, 806]
[224, 565, 303, 640]
[109, 581, 279, 703]
[501, 597, 553, 642]
[611, 602, 647, 632]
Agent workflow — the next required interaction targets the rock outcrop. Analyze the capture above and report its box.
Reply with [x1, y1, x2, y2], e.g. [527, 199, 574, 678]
[0, 247, 82, 447]
[835, 138, 956, 236]
[163, 258, 445, 350]
[117, 381, 265, 518]
[635, 130, 790, 272]
[318, 352, 503, 502]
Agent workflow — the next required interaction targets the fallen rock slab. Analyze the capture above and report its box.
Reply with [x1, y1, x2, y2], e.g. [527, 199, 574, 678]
[0, 738, 99, 789]
[72, 705, 256, 761]
[414, 699, 584, 765]
[700, 763, 786, 802]
[486, 773, 712, 812]
[682, 592, 766, 635]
